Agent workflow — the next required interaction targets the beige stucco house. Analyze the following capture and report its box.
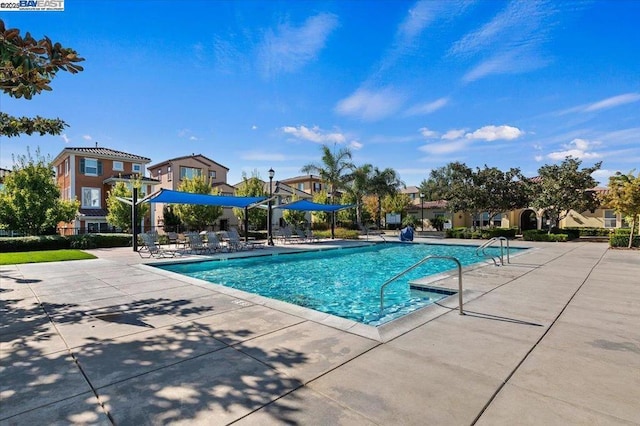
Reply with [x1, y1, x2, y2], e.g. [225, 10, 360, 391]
[147, 154, 237, 231]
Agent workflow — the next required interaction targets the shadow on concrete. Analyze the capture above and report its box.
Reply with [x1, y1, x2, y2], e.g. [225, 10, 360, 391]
[1, 294, 310, 425]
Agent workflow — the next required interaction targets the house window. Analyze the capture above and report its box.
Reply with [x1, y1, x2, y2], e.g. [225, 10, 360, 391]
[313, 182, 321, 192]
[209, 170, 216, 179]
[80, 158, 102, 176]
[180, 166, 202, 180]
[604, 210, 617, 228]
[81, 187, 101, 208]
[65, 158, 70, 175]
[297, 183, 305, 191]
[132, 163, 142, 173]
[167, 166, 172, 181]
[113, 161, 124, 171]
[493, 213, 503, 227]
[157, 169, 162, 179]
[474, 212, 490, 228]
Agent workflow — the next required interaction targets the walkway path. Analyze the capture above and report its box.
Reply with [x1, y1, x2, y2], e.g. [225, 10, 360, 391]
[1, 240, 638, 424]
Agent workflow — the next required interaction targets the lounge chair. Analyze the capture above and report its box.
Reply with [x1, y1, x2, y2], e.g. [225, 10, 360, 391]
[223, 229, 251, 251]
[138, 232, 178, 258]
[229, 227, 265, 250]
[205, 231, 227, 253]
[186, 233, 211, 254]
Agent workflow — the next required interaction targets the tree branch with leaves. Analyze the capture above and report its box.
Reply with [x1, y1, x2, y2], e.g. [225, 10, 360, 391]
[0, 19, 84, 137]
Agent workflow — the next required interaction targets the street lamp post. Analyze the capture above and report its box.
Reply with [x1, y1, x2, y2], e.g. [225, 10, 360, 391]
[268, 168, 275, 246]
[420, 193, 424, 232]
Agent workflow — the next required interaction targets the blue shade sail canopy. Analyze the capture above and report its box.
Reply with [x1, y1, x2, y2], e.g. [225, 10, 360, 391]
[144, 189, 267, 208]
[275, 199, 354, 212]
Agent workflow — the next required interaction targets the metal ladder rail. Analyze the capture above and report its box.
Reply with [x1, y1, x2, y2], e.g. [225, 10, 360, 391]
[379, 255, 464, 315]
[481, 236, 510, 265]
[476, 237, 501, 266]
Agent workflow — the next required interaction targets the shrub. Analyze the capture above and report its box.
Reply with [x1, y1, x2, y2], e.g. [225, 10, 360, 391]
[0, 233, 132, 252]
[565, 227, 611, 237]
[482, 228, 518, 239]
[0, 236, 70, 252]
[522, 230, 568, 242]
[610, 228, 640, 248]
[313, 228, 360, 239]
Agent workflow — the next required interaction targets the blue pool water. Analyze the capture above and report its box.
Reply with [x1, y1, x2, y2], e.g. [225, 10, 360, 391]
[157, 243, 523, 326]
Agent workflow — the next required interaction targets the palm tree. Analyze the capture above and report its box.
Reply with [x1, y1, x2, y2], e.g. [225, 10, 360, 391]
[301, 145, 355, 203]
[343, 163, 372, 227]
[368, 167, 404, 229]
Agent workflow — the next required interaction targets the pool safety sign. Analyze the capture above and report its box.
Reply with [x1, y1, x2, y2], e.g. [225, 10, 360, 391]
[1, 0, 64, 11]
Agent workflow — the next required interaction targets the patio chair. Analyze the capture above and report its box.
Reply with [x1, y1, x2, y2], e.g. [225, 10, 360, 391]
[186, 233, 212, 254]
[138, 232, 178, 258]
[223, 229, 252, 251]
[205, 231, 227, 253]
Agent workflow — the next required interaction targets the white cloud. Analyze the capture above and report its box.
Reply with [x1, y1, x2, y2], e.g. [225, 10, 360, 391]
[251, 125, 258, 130]
[452, 1, 559, 82]
[534, 155, 544, 162]
[335, 87, 406, 121]
[258, 12, 338, 78]
[558, 93, 640, 115]
[405, 97, 449, 116]
[82, 135, 92, 141]
[419, 139, 468, 155]
[61, 134, 70, 143]
[349, 140, 363, 150]
[419, 127, 438, 138]
[592, 169, 614, 185]
[465, 125, 524, 141]
[282, 125, 346, 144]
[547, 138, 602, 160]
[584, 93, 640, 112]
[189, 136, 199, 141]
[441, 129, 466, 140]
[240, 151, 287, 162]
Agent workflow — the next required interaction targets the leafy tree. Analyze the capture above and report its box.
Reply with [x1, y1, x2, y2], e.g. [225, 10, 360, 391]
[0, 149, 78, 235]
[531, 157, 601, 233]
[343, 164, 372, 227]
[421, 162, 481, 227]
[162, 204, 182, 232]
[282, 195, 307, 227]
[381, 192, 411, 219]
[368, 167, 404, 229]
[173, 176, 223, 231]
[604, 170, 640, 248]
[233, 171, 267, 231]
[0, 19, 84, 137]
[301, 144, 355, 203]
[362, 194, 380, 227]
[311, 190, 330, 224]
[105, 181, 149, 232]
[474, 165, 531, 225]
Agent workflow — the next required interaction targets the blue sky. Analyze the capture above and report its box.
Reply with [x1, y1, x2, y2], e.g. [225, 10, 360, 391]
[2, 0, 639, 187]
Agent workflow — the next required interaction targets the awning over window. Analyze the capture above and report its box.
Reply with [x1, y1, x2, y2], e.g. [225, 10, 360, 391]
[144, 189, 266, 208]
[275, 199, 354, 212]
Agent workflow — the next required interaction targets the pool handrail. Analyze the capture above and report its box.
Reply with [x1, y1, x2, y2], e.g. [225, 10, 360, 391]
[379, 255, 463, 315]
[476, 236, 510, 265]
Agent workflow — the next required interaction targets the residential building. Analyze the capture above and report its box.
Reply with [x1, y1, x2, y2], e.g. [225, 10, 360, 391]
[147, 154, 237, 231]
[51, 145, 156, 235]
[279, 174, 324, 195]
[0, 167, 10, 191]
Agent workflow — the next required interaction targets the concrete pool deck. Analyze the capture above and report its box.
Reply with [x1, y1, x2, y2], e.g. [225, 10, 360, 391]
[1, 239, 638, 425]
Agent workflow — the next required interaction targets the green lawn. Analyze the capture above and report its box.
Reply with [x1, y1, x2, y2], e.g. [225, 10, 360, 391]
[0, 250, 97, 265]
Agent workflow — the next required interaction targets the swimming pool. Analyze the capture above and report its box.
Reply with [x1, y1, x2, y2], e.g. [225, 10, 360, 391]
[157, 243, 522, 326]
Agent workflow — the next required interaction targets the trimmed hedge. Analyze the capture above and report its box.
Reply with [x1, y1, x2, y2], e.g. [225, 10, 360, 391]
[313, 228, 360, 240]
[564, 227, 612, 237]
[0, 234, 132, 253]
[522, 230, 568, 242]
[610, 228, 640, 248]
[445, 227, 517, 240]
